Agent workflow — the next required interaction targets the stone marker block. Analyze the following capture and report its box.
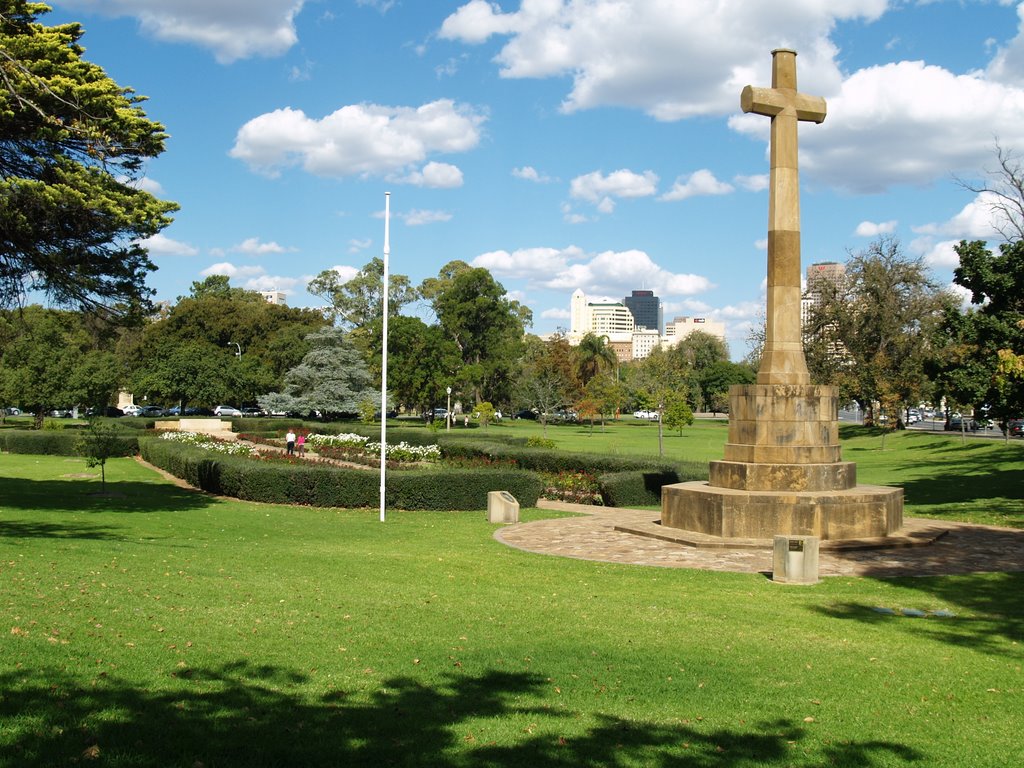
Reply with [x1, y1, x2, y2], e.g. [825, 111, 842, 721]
[773, 535, 819, 585]
[487, 490, 519, 524]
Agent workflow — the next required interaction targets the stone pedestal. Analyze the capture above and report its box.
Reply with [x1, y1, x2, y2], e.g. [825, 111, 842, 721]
[661, 384, 903, 541]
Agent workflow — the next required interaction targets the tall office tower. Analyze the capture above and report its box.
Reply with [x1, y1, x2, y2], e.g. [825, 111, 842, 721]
[623, 289, 662, 333]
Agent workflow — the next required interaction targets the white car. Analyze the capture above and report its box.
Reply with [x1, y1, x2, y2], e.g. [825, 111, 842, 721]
[633, 409, 660, 420]
[214, 405, 242, 417]
[121, 404, 142, 416]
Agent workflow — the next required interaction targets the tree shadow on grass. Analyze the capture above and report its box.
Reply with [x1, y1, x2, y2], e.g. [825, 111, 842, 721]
[0, 661, 925, 768]
[0, 476, 215, 515]
[808, 572, 1024, 657]
[0, 518, 127, 542]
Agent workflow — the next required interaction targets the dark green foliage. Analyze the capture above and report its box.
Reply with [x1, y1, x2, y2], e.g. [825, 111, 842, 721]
[599, 470, 693, 507]
[138, 438, 543, 510]
[0, 429, 136, 456]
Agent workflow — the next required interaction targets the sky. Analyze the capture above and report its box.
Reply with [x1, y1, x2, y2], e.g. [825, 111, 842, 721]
[41, 0, 1024, 359]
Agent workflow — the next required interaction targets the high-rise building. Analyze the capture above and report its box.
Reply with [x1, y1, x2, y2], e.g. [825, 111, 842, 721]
[662, 316, 727, 346]
[261, 290, 287, 306]
[801, 261, 845, 328]
[623, 289, 662, 333]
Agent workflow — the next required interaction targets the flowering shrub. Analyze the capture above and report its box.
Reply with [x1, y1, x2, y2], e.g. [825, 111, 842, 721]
[305, 433, 440, 464]
[159, 431, 254, 457]
[540, 470, 604, 505]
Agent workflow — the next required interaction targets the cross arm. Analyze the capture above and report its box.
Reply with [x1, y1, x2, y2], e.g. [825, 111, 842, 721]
[741, 85, 827, 124]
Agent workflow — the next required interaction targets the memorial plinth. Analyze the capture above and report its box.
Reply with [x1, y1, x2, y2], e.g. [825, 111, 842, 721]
[660, 49, 903, 542]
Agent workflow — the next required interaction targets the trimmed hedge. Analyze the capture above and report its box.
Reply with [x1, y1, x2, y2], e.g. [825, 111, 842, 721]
[438, 436, 707, 507]
[598, 470, 688, 507]
[139, 438, 543, 510]
[0, 429, 138, 457]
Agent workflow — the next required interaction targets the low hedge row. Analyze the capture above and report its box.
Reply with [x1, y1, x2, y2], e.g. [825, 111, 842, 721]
[439, 436, 708, 507]
[0, 429, 139, 457]
[139, 438, 543, 510]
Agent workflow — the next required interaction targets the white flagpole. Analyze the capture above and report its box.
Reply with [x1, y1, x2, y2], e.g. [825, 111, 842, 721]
[379, 192, 390, 523]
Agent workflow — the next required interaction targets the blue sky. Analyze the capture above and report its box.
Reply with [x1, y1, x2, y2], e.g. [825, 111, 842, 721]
[44, 1, 1024, 358]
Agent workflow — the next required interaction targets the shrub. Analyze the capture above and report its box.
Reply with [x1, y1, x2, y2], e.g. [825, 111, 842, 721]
[139, 438, 543, 510]
[540, 471, 604, 505]
[0, 429, 137, 457]
[599, 470, 694, 507]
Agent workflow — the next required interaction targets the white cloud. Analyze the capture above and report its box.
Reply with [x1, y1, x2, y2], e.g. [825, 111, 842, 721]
[138, 232, 198, 257]
[401, 209, 453, 226]
[476, 245, 713, 297]
[231, 237, 295, 255]
[914, 238, 962, 270]
[734, 174, 768, 192]
[230, 99, 486, 179]
[512, 165, 553, 182]
[570, 169, 659, 211]
[348, 238, 372, 254]
[59, 0, 306, 63]
[660, 169, 734, 201]
[747, 61, 1024, 193]
[541, 307, 571, 320]
[439, 0, 878, 118]
[324, 265, 361, 283]
[200, 262, 266, 279]
[913, 192, 1003, 239]
[394, 161, 464, 188]
[854, 220, 898, 237]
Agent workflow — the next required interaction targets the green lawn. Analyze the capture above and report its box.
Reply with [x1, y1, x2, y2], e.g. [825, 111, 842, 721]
[1, 443, 1023, 767]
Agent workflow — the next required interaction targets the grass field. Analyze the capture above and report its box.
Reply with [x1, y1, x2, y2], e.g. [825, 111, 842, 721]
[1, 422, 1023, 766]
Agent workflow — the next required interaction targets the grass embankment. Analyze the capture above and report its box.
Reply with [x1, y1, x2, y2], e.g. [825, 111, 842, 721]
[1, 443, 1023, 767]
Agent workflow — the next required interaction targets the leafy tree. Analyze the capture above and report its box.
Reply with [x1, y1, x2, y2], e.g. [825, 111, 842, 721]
[259, 327, 376, 419]
[380, 315, 461, 416]
[803, 237, 950, 423]
[513, 335, 579, 434]
[434, 267, 529, 406]
[130, 284, 326, 406]
[574, 333, 618, 384]
[417, 259, 472, 311]
[0, 306, 94, 426]
[473, 401, 496, 428]
[662, 391, 695, 435]
[628, 348, 684, 456]
[931, 238, 1024, 431]
[75, 418, 122, 492]
[308, 258, 417, 335]
[0, 1, 177, 312]
[695, 360, 755, 413]
[582, 373, 626, 429]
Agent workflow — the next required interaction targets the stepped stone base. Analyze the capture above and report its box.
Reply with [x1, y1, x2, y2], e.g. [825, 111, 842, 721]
[659, 382, 904, 542]
[662, 481, 903, 541]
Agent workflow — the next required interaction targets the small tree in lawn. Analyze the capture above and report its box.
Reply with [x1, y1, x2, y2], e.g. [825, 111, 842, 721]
[75, 419, 123, 493]
[474, 401, 496, 428]
[663, 393, 695, 436]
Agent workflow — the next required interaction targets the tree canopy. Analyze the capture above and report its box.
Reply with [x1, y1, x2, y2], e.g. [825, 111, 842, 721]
[0, 1, 177, 312]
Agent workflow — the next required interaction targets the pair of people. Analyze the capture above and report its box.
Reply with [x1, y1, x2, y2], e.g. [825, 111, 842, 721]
[285, 430, 305, 456]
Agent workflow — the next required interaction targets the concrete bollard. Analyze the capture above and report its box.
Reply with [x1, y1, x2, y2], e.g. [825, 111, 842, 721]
[487, 491, 519, 524]
[772, 535, 820, 584]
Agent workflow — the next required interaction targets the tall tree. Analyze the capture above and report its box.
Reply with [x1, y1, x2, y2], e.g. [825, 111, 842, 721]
[381, 315, 461, 416]
[434, 267, 529, 405]
[574, 332, 618, 384]
[0, 1, 177, 312]
[258, 327, 376, 419]
[931, 238, 1024, 430]
[307, 258, 417, 335]
[803, 237, 950, 423]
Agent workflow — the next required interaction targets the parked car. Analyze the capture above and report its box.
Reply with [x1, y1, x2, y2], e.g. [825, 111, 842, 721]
[945, 417, 978, 432]
[121, 404, 142, 416]
[1009, 419, 1024, 438]
[240, 407, 264, 417]
[633, 409, 660, 420]
[84, 406, 123, 417]
[3, 407, 22, 416]
[513, 409, 538, 420]
[184, 406, 214, 416]
[214, 405, 242, 417]
[49, 408, 73, 418]
[137, 405, 165, 417]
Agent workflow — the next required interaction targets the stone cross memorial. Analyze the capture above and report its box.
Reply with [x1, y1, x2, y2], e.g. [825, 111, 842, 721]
[660, 49, 903, 542]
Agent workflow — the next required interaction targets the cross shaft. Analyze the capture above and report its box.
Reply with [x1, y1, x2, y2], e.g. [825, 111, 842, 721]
[741, 49, 826, 385]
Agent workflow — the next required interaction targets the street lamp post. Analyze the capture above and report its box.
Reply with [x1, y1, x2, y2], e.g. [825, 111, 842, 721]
[446, 386, 452, 432]
[227, 342, 242, 359]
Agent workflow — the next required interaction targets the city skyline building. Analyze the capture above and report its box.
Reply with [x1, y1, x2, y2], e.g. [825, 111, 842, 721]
[623, 289, 663, 333]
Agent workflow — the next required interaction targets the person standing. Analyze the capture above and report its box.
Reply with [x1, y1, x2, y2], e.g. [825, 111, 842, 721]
[296, 433, 306, 457]
[285, 429, 296, 456]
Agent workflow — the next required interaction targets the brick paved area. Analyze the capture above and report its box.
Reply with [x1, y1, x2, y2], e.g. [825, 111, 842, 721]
[496, 501, 1024, 578]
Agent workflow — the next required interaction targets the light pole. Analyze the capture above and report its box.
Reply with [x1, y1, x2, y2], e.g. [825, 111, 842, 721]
[227, 342, 241, 359]
[446, 386, 452, 432]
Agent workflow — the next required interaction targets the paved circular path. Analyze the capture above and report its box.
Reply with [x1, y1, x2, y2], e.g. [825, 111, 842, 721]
[496, 502, 1024, 578]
